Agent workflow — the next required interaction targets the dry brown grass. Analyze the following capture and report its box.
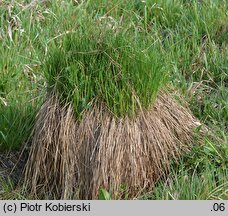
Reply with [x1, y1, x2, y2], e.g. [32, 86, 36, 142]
[24, 90, 203, 199]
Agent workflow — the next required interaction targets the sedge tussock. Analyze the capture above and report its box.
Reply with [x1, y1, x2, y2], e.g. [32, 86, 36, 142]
[24, 90, 202, 199]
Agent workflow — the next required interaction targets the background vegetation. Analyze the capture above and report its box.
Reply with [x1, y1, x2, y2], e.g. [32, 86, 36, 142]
[0, 0, 227, 199]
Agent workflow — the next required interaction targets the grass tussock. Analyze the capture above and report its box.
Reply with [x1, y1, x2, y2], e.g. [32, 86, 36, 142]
[1, 0, 227, 200]
[24, 90, 202, 199]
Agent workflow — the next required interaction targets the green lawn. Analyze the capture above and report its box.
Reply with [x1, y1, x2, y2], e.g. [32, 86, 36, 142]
[0, 0, 227, 199]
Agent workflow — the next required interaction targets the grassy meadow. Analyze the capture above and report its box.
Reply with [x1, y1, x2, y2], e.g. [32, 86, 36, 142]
[0, 0, 227, 199]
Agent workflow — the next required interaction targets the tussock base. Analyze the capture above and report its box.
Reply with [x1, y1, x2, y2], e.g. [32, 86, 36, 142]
[24, 91, 201, 199]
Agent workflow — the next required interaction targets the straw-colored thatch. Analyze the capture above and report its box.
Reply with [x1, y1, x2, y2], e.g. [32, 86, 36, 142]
[24, 90, 202, 199]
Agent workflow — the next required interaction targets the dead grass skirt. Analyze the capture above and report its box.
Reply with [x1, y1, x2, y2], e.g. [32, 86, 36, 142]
[24, 91, 202, 199]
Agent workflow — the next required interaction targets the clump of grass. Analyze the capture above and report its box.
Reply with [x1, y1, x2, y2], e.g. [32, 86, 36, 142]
[1, 0, 226, 200]
[23, 3, 206, 199]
